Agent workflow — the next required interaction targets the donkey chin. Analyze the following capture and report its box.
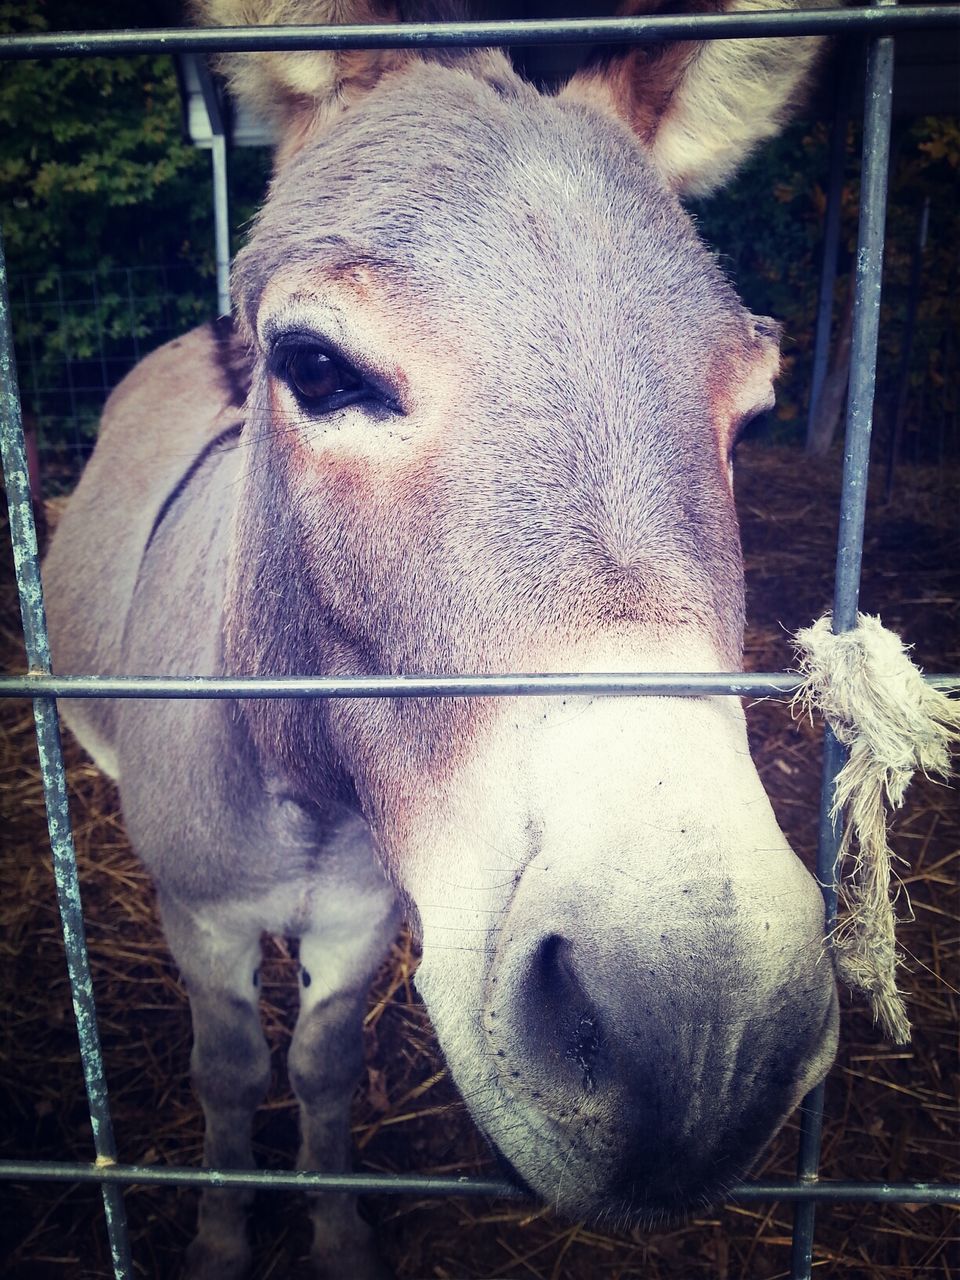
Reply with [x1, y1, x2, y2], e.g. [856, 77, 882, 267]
[403, 692, 840, 1225]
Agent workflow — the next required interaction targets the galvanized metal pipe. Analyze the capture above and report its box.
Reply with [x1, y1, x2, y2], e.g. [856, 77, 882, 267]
[792, 14, 898, 1279]
[0, 5, 957, 61]
[0, 234, 134, 1280]
[0, 671, 799, 699]
[0, 1160, 956, 1204]
[211, 135, 231, 316]
[1, 671, 956, 700]
[190, 53, 232, 316]
[832, 48, 897, 631]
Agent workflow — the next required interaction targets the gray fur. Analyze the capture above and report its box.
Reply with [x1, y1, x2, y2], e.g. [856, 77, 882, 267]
[43, 27, 836, 1280]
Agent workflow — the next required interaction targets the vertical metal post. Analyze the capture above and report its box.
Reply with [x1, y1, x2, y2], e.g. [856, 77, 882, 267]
[790, 14, 896, 1280]
[805, 44, 850, 450]
[211, 135, 231, 316]
[192, 54, 232, 316]
[0, 233, 134, 1280]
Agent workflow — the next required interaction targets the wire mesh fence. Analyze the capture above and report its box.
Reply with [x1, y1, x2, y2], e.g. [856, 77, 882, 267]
[1, 8, 959, 1280]
[11, 264, 212, 486]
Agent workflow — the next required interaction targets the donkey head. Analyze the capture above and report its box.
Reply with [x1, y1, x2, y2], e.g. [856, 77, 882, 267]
[208, 0, 837, 1223]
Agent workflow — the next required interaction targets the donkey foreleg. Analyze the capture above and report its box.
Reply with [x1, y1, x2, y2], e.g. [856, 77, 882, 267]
[160, 894, 270, 1280]
[290, 891, 399, 1279]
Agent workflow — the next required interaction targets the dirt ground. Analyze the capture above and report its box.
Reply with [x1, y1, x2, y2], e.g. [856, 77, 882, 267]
[1, 444, 957, 1280]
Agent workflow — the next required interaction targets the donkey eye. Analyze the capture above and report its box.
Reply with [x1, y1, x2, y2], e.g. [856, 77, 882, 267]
[276, 345, 366, 412]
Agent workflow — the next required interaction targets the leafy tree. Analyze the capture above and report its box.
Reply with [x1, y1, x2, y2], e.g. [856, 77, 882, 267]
[1, 2, 207, 277]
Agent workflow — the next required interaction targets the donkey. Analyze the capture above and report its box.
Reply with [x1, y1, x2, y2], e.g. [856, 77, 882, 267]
[43, 1, 838, 1276]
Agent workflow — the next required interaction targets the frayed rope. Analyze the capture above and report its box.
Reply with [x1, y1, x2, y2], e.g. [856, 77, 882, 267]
[791, 614, 960, 1044]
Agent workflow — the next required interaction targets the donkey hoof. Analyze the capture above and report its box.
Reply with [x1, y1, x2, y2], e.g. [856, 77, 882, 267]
[184, 1233, 252, 1280]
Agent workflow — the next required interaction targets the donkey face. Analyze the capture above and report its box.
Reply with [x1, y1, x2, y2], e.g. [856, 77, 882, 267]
[220, 5, 837, 1223]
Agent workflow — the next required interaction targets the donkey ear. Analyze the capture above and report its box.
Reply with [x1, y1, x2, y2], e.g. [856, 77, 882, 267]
[193, 1, 411, 162]
[561, 0, 826, 199]
[194, 1, 513, 165]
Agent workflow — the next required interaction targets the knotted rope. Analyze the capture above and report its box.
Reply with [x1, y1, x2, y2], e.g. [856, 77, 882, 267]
[792, 614, 960, 1045]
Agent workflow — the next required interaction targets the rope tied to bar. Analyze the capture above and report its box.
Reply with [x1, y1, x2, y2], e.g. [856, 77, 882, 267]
[792, 614, 960, 1045]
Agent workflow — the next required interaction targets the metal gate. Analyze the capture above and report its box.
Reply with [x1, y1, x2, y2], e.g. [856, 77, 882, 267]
[1, 6, 958, 1279]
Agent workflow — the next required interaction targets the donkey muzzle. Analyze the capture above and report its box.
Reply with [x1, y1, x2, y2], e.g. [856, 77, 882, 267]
[480, 859, 838, 1222]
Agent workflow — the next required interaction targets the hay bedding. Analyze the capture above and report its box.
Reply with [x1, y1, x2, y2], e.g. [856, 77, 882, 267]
[0, 445, 957, 1280]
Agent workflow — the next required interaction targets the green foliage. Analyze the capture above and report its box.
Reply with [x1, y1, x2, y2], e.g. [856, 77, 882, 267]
[1, 0, 269, 470]
[1, 1, 210, 275]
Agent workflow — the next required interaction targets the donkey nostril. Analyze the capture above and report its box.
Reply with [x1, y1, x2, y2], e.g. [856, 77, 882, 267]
[537, 936, 568, 993]
[526, 934, 604, 1092]
[535, 932, 591, 1007]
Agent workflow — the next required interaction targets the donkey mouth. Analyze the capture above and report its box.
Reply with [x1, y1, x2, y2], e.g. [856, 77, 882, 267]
[597, 1156, 754, 1228]
[486, 1121, 751, 1226]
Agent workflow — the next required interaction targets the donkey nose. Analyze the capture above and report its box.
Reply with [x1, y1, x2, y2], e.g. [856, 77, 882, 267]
[483, 868, 838, 1219]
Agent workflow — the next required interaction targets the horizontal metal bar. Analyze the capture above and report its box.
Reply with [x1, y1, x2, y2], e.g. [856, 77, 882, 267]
[2, 1161, 957, 1204]
[0, 671, 957, 701]
[1, 6, 958, 61]
[0, 671, 795, 699]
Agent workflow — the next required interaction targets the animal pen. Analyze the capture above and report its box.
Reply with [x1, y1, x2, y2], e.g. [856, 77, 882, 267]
[0, 5, 958, 1280]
